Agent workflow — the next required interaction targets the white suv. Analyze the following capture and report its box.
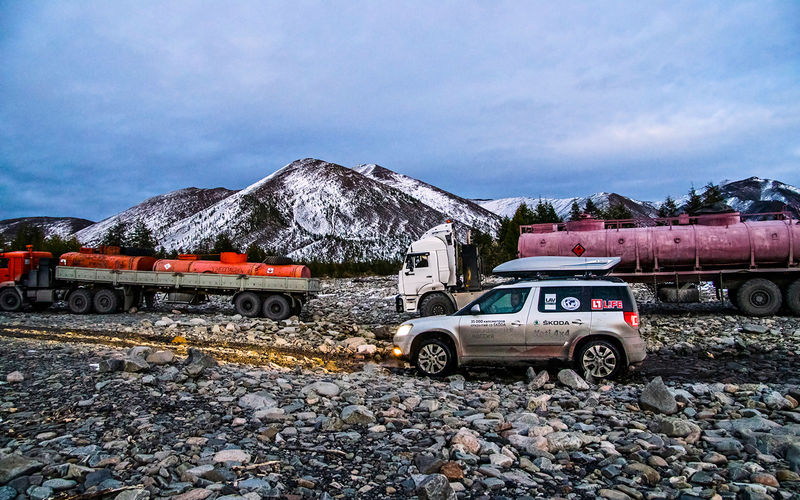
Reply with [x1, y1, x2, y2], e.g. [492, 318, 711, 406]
[392, 278, 645, 379]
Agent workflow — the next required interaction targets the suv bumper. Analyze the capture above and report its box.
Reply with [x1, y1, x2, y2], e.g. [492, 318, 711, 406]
[624, 335, 647, 364]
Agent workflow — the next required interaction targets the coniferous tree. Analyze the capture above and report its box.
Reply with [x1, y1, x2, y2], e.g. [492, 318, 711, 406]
[603, 202, 633, 220]
[569, 201, 582, 221]
[101, 221, 128, 247]
[212, 233, 236, 254]
[534, 201, 561, 223]
[11, 224, 45, 250]
[128, 220, 156, 249]
[685, 186, 703, 215]
[246, 243, 267, 262]
[658, 196, 679, 218]
[584, 198, 600, 217]
[702, 182, 725, 206]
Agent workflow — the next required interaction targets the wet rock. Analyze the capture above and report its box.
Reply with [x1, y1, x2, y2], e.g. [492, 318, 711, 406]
[301, 381, 340, 397]
[238, 391, 277, 410]
[341, 405, 376, 424]
[451, 428, 481, 454]
[183, 348, 217, 377]
[6, 371, 24, 383]
[145, 350, 175, 365]
[557, 369, 589, 390]
[213, 449, 251, 464]
[527, 369, 549, 389]
[114, 489, 150, 500]
[639, 376, 677, 414]
[0, 455, 43, 483]
[415, 474, 456, 500]
[123, 356, 149, 372]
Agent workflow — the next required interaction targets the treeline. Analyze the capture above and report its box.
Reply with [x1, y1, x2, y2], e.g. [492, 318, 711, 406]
[1, 224, 82, 258]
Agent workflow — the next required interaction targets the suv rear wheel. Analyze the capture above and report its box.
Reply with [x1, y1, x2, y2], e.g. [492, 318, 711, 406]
[414, 338, 455, 377]
[577, 339, 623, 379]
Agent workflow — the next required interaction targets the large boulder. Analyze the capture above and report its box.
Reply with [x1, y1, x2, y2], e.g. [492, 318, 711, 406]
[415, 474, 456, 500]
[557, 369, 589, 390]
[0, 455, 43, 483]
[341, 405, 376, 425]
[639, 377, 677, 414]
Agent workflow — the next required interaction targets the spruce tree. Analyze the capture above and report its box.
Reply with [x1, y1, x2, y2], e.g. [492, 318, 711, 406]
[569, 201, 582, 221]
[128, 220, 156, 249]
[658, 196, 679, 218]
[702, 182, 725, 206]
[101, 221, 128, 247]
[685, 186, 703, 215]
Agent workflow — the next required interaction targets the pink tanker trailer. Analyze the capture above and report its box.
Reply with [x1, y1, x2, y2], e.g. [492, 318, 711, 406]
[518, 211, 800, 316]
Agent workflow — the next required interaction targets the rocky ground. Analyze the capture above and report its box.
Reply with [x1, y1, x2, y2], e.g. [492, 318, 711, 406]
[1, 277, 799, 499]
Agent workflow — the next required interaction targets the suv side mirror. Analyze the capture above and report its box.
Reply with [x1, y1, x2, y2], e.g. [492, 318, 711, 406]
[470, 304, 481, 315]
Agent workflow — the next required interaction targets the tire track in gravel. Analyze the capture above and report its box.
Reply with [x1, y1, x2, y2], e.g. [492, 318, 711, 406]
[0, 325, 371, 372]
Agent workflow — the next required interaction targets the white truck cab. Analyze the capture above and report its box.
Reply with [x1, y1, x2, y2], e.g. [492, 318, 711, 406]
[396, 223, 483, 316]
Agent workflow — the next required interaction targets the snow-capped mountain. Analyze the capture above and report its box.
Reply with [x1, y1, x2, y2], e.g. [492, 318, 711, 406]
[352, 164, 500, 234]
[76, 187, 235, 246]
[719, 177, 800, 214]
[477, 193, 658, 219]
[477, 177, 800, 220]
[0, 217, 94, 242]
[6, 161, 799, 263]
[159, 158, 472, 261]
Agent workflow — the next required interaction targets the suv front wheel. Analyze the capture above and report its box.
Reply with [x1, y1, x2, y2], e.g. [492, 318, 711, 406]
[414, 338, 455, 377]
[577, 339, 623, 379]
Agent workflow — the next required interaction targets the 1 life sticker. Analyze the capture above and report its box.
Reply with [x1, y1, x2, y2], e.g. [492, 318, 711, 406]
[544, 294, 557, 310]
[561, 297, 581, 311]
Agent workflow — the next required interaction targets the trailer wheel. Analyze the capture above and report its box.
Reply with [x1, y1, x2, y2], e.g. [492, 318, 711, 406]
[736, 279, 782, 316]
[419, 293, 455, 317]
[234, 292, 261, 318]
[93, 289, 119, 314]
[0, 288, 23, 312]
[786, 279, 800, 316]
[68, 289, 94, 314]
[262, 294, 291, 321]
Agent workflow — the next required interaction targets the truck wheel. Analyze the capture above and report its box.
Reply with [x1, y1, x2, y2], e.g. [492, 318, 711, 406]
[234, 292, 261, 318]
[577, 339, 623, 379]
[0, 288, 22, 312]
[262, 294, 290, 321]
[414, 338, 455, 377]
[68, 289, 94, 314]
[786, 279, 800, 316]
[419, 293, 455, 317]
[736, 279, 782, 316]
[263, 256, 293, 265]
[93, 289, 119, 314]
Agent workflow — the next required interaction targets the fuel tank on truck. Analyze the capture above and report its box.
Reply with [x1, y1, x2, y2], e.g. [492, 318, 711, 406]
[518, 213, 800, 272]
[153, 252, 311, 278]
[59, 247, 157, 271]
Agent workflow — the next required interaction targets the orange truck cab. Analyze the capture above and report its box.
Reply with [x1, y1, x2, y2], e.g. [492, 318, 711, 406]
[0, 247, 56, 311]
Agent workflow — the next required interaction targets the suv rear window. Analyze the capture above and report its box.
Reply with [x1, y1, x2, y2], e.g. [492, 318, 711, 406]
[538, 286, 589, 313]
[589, 285, 635, 311]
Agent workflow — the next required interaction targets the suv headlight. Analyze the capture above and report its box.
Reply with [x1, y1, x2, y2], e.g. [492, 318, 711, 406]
[396, 324, 412, 337]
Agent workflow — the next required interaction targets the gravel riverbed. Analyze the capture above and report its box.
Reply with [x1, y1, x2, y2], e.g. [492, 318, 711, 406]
[1, 277, 799, 499]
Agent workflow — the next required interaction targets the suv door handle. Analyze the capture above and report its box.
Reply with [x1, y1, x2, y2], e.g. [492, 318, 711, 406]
[510, 321, 523, 327]
[572, 320, 584, 325]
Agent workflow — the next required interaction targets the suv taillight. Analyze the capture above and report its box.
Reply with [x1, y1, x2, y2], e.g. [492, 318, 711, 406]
[624, 312, 639, 328]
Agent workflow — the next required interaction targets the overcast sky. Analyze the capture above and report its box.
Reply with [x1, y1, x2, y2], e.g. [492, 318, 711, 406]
[1, 1, 799, 220]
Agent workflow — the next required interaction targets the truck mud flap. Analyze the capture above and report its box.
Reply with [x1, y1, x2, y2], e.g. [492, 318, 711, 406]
[395, 295, 404, 313]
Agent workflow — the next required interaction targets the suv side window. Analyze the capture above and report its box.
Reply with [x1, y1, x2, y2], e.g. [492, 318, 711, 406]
[474, 287, 531, 315]
[538, 286, 588, 313]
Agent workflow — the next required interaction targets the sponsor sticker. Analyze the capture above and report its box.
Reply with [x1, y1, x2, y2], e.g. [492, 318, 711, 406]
[544, 293, 556, 310]
[561, 297, 581, 311]
[543, 320, 569, 326]
[267, 267, 274, 274]
[591, 299, 623, 310]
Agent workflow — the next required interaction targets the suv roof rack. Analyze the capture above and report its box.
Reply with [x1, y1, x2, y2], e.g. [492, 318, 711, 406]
[493, 256, 621, 278]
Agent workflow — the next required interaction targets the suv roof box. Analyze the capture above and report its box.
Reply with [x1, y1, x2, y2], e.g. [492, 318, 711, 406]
[493, 256, 621, 278]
